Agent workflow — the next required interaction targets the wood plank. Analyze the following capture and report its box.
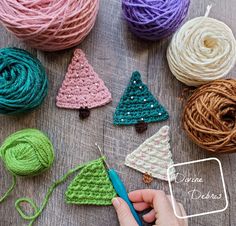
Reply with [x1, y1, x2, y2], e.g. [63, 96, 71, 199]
[1, 0, 236, 225]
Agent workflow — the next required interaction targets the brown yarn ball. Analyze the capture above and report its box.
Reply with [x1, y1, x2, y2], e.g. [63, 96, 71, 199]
[183, 79, 236, 153]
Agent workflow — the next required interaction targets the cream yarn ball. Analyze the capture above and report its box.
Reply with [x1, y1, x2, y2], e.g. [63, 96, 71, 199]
[167, 6, 236, 86]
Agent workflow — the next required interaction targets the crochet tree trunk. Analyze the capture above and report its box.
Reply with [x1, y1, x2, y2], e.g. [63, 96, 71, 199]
[56, 49, 112, 119]
[125, 126, 176, 182]
[114, 71, 169, 133]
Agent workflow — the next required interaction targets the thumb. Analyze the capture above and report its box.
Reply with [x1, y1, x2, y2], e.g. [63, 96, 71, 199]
[112, 197, 139, 226]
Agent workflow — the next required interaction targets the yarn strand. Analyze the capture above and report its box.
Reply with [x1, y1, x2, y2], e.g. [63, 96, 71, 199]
[15, 157, 105, 226]
[204, 4, 212, 17]
[0, 175, 16, 203]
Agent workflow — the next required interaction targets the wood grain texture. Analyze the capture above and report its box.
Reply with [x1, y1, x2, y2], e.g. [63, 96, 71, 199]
[1, 0, 236, 225]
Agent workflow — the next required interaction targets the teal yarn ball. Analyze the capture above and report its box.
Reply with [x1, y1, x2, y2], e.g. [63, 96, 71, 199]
[0, 129, 54, 177]
[0, 47, 48, 114]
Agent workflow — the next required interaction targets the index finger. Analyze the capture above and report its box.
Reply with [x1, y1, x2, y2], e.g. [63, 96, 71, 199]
[129, 189, 164, 204]
[129, 189, 174, 215]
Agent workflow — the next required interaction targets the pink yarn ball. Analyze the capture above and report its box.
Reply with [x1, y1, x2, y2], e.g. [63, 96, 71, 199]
[0, 0, 99, 51]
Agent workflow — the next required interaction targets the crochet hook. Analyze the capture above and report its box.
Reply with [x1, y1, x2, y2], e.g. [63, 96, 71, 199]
[95, 143, 143, 226]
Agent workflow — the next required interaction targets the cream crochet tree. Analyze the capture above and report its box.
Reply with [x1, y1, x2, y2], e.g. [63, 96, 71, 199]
[125, 125, 176, 182]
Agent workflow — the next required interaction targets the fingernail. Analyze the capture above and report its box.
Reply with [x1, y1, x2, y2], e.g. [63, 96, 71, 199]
[142, 212, 149, 219]
[112, 198, 120, 208]
[142, 214, 147, 219]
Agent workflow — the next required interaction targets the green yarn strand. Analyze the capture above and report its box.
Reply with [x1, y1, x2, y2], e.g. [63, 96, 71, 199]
[15, 158, 105, 226]
[0, 129, 54, 203]
[0, 175, 16, 203]
[0, 47, 48, 114]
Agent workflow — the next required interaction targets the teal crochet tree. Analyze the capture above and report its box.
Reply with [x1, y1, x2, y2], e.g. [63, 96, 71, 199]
[114, 71, 169, 133]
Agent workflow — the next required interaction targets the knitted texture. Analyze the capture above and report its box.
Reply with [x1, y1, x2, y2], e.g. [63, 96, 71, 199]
[125, 126, 176, 181]
[65, 158, 116, 205]
[56, 49, 112, 110]
[114, 71, 169, 125]
[0, 47, 48, 115]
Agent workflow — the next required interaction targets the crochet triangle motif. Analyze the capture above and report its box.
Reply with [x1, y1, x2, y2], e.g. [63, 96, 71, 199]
[125, 126, 176, 182]
[113, 71, 169, 126]
[56, 49, 112, 110]
[65, 158, 116, 206]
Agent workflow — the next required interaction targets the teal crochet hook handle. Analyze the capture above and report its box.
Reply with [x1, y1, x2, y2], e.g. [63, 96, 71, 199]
[108, 169, 143, 226]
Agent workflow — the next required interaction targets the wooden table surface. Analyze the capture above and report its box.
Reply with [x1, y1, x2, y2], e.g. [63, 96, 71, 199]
[1, 0, 236, 225]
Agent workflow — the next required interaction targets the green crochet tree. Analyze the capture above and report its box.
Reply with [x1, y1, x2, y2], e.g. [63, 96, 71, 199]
[114, 71, 169, 133]
[65, 158, 116, 205]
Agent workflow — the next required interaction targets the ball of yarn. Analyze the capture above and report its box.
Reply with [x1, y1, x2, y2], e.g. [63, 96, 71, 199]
[122, 0, 190, 40]
[0, 129, 54, 176]
[0, 0, 99, 51]
[0, 47, 48, 115]
[183, 79, 236, 153]
[167, 6, 236, 86]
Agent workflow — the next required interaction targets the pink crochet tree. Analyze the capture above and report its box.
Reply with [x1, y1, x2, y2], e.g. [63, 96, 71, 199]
[56, 49, 112, 119]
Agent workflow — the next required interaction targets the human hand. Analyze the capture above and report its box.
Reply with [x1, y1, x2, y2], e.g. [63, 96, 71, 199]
[112, 189, 188, 226]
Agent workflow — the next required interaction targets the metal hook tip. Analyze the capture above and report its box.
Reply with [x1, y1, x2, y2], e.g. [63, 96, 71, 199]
[94, 143, 110, 168]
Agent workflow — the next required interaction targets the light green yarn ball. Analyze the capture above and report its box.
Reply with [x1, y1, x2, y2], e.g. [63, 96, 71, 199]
[0, 129, 54, 177]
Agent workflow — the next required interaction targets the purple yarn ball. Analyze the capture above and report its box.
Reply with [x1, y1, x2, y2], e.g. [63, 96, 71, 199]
[122, 0, 190, 40]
